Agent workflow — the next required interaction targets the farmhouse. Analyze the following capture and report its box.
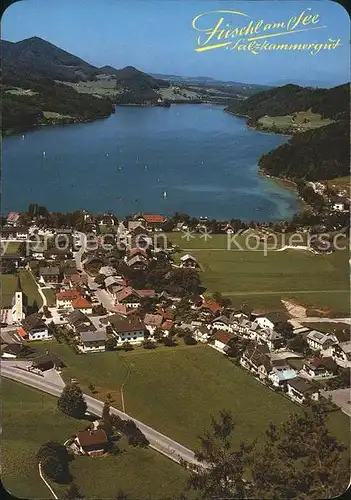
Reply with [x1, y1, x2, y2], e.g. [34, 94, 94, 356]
[72, 296, 93, 314]
[199, 301, 221, 318]
[75, 428, 108, 456]
[287, 377, 319, 404]
[144, 313, 163, 335]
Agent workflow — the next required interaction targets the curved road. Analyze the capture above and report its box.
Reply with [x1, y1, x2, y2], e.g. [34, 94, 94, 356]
[2, 364, 200, 467]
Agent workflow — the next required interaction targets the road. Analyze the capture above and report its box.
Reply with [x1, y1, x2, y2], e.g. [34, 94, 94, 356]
[2, 363, 201, 467]
[74, 234, 116, 312]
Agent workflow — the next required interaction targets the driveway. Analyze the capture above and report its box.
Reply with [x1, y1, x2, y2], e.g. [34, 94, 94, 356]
[321, 388, 351, 417]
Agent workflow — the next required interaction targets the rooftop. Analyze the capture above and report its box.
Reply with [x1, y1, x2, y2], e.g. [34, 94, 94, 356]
[77, 428, 108, 447]
[80, 330, 107, 343]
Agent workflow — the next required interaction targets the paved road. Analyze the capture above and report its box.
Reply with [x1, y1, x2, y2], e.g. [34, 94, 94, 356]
[321, 388, 351, 417]
[2, 364, 201, 467]
[74, 234, 116, 312]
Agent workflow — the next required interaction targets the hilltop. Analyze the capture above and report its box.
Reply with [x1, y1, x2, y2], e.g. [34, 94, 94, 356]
[226, 83, 350, 182]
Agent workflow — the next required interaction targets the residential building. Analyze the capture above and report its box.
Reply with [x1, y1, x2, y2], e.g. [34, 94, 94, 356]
[199, 301, 221, 318]
[115, 287, 141, 309]
[134, 213, 166, 230]
[213, 331, 234, 353]
[180, 254, 198, 268]
[332, 341, 351, 368]
[75, 429, 108, 456]
[67, 310, 96, 334]
[22, 313, 51, 341]
[303, 357, 338, 378]
[287, 377, 319, 404]
[6, 211, 20, 226]
[194, 325, 210, 343]
[39, 266, 61, 285]
[240, 345, 271, 380]
[56, 290, 81, 309]
[211, 315, 233, 333]
[31, 353, 65, 371]
[126, 255, 147, 270]
[306, 330, 336, 351]
[79, 330, 107, 353]
[1, 343, 26, 359]
[108, 315, 145, 345]
[144, 313, 163, 335]
[72, 296, 93, 314]
[268, 366, 297, 387]
[252, 311, 289, 331]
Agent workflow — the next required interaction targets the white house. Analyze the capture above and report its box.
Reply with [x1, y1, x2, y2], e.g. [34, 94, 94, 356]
[287, 377, 319, 404]
[306, 330, 336, 352]
[213, 331, 234, 353]
[302, 357, 338, 378]
[332, 202, 345, 211]
[22, 313, 51, 341]
[253, 311, 288, 331]
[193, 325, 210, 343]
[332, 341, 351, 368]
[180, 254, 198, 268]
[108, 315, 145, 345]
[79, 330, 107, 353]
[268, 367, 297, 387]
[211, 316, 233, 333]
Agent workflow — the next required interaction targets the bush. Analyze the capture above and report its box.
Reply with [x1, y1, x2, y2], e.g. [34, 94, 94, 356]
[143, 340, 157, 349]
[184, 335, 197, 345]
[163, 337, 177, 347]
[37, 441, 71, 484]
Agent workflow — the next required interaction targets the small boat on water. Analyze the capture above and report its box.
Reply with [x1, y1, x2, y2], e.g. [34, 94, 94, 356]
[163, 191, 167, 200]
[42, 151, 46, 157]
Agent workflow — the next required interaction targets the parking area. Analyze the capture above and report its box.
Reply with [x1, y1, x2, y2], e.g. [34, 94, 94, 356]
[321, 388, 351, 417]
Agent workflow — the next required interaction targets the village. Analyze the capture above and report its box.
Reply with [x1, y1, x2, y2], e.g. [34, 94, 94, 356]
[1, 209, 350, 421]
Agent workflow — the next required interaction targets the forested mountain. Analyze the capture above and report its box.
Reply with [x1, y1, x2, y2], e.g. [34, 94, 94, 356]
[226, 83, 349, 124]
[1, 37, 99, 83]
[226, 83, 350, 181]
[100, 65, 169, 90]
[258, 120, 350, 181]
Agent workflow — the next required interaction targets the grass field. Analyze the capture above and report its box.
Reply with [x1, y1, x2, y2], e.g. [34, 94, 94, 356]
[257, 110, 334, 133]
[0, 270, 43, 309]
[29, 342, 350, 451]
[0, 241, 22, 254]
[43, 288, 56, 307]
[168, 233, 349, 314]
[2, 379, 191, 500]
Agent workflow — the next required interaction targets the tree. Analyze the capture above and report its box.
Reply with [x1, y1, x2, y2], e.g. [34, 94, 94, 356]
[105, 337, 117, 351]
[37, 441, 71, 484]
[122, 341, 133, 351]
[251, 403, 348, 499]
[102, 401, 113, 438]
[57, 383, 87, 419]
[115, 490, 130, 500]
[275, 321, 294, 341]
[63, 482, 84, 499]
[287, 333, 311, 355]
[88, 383, 96, 395]
[184, 334, 197, 345]
[187, 410, 253, 499]
[187, 405, 348, 499]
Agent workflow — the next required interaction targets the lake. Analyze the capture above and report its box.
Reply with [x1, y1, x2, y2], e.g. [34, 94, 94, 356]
[3, 104, 299, 221]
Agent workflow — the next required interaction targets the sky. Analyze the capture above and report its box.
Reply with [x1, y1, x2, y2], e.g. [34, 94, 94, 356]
[1, 0, 350, 85]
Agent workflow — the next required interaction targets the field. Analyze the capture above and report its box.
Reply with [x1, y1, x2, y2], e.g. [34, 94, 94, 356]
[28, 342, 350, 451]
[0, 241, 22, 254]
[257, 110, 334, 133]
[43, 287, 56, 307]
[2, 379, 191, 500]
[168, 233, 350, 314]
[0, 270, 43, 309]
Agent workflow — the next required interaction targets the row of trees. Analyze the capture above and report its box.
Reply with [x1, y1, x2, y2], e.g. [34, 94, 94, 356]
[186, 404, 348, 499]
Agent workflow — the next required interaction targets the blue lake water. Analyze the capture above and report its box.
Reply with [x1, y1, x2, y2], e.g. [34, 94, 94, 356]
[3, 104, 299, 221]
